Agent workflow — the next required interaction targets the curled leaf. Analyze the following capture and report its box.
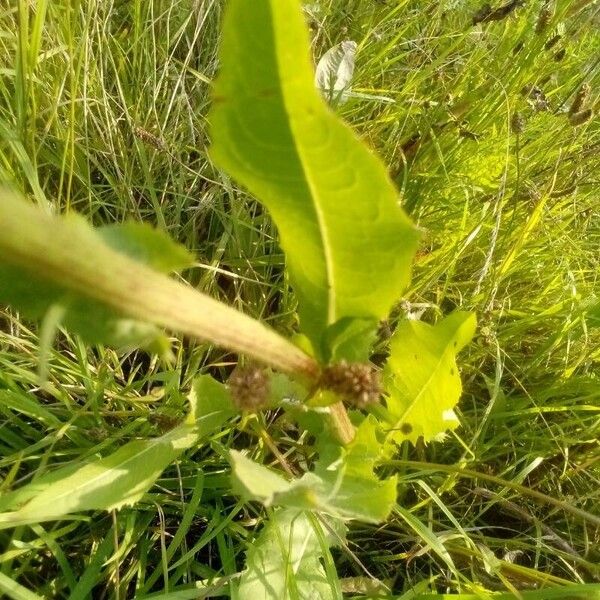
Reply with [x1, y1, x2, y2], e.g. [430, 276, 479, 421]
[315, 40, 357, 104]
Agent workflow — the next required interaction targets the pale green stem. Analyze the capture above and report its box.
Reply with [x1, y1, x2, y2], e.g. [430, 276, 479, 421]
[0, 191, 319, 379]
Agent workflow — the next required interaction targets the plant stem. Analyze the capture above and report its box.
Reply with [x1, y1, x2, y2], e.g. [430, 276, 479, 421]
[328, 402, 355, 445]
[0, 191, 319, 379]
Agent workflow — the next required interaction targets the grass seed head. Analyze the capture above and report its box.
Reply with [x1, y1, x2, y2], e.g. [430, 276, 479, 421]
[569, 82, 591, 115]
[568, 108, 593, 127]
[553, 47, 566, 61]
[320, 360, 381, 409]
[536, 2, 554, 33]
[472, 3, 492, 25]
[522, 84, 549, 111]
[511, 111, 526, 134]
[134, 126, 168, 151]
[473, 0, 523, 25]
[544, 33, 561, 50]
[228, 364, 271, 412]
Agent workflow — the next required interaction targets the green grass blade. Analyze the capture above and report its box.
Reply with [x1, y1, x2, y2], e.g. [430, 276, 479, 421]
[413, 583, 600, 599]
[67, 530, 114, 600]
[0, 572, 44, 600]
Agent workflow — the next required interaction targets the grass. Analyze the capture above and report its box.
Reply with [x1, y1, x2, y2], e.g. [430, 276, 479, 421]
[0, 0, 599, 597]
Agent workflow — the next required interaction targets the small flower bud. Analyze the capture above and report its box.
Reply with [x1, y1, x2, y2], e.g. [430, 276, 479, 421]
[228, 365, 270, 412]
[320, 360, 381, 409]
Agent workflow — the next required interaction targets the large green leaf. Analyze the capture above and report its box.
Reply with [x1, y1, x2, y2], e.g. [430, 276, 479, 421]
[0, 189, 316, 376]
[238, 509, 342, 600]
[0, 426, 197, 528]
[383, 312, 476, 445]
[230, 416, 397, 523]
[208, 0, 419, 356]
[0, 375, 235, 528]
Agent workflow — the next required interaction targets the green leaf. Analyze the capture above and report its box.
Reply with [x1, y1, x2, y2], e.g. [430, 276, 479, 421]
[238, 509, 341, 600]
[0, 425, 197, 528]
[322, 317, 378, 362]
[98, 222, 194, 274]
[0, 462, 82, 514]
[314, 415, 397, 521]
[0, 189, 317, 376]
[190, 373, 238, 437]
[0, 389, 62, 429]
[208, 0, 419, 354]
[231, 451, 307, 505]
[383, 312, 476, 445]
[0, 376, 234, 528]
[230, 416, 396, 523]
[582, 298, 600, 328]
[268, 372, 309, 405]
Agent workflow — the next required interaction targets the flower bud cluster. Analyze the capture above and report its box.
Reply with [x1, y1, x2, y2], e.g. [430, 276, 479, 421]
[320, 360, 381, 408]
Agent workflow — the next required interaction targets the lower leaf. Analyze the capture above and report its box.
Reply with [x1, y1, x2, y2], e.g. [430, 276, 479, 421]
[230, 416, 397, 523]
[0, 375, 235, 528]
[238, 508, 343, 600]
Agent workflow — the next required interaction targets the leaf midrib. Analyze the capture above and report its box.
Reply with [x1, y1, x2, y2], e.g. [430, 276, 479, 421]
[271, 3, 337, 327]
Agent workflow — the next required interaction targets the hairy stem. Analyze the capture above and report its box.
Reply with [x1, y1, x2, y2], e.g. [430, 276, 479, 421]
[0, 190, 319, 379]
